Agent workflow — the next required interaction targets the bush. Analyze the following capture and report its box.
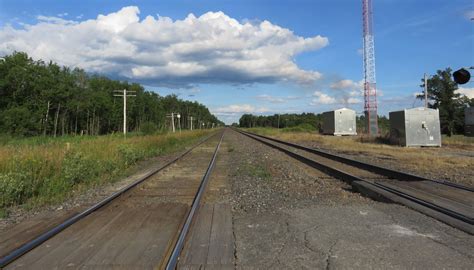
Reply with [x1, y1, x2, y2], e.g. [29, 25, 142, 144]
[61, 151, 95, 185]
[117, 144, 145, 166]
[0, 172, 30, 207]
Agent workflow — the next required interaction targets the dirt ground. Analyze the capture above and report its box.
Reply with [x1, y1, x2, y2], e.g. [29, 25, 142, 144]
[225, 129, 473, 269]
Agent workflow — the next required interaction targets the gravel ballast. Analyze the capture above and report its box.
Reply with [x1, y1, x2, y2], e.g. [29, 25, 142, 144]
[225, 129, 473, 269]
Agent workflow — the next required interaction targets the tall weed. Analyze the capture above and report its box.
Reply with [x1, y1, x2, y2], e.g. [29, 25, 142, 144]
[0, 130, 212, 213]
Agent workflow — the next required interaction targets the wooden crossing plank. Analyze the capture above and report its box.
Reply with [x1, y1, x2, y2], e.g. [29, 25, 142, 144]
[378, 181, 473, 219]
[0, 210, 79, 258]
[6, 203, 189, 269]
[6, 209, 125, 268]
[207, 203, 234, 265]
[179, 203, 234, 269]
[180, 204, 214, 265]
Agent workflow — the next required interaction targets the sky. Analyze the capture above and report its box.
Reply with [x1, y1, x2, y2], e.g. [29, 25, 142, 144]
[1, 0, 473, 124]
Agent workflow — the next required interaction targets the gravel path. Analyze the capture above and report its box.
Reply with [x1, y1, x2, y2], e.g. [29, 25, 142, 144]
[227, 131, 368, 215]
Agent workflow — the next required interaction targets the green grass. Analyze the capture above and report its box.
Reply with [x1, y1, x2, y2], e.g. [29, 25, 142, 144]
[281, 123, 316, 133]
[241, 127, 280, 136]
[0, 131, 164, 146]
[242, 124, 316, 135]
[0, 130, 214, 215]
[0, 208, 8, 218]
[244, 163, 271, 180]
[441, 135, 474, 148]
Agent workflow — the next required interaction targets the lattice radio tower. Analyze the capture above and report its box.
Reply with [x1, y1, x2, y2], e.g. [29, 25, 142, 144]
[362, 0, 378, 135]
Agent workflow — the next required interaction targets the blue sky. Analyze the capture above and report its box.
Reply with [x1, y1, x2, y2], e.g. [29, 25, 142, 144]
[1, 0, 473, 124]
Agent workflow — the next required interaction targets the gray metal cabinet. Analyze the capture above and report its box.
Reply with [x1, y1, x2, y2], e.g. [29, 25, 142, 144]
[322, 108, 357, 136]
[389, 107, 441, 147]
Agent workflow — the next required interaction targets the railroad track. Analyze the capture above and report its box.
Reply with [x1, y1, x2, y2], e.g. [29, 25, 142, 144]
[0, 130, 225, 269]
[234, 128, 474, 234]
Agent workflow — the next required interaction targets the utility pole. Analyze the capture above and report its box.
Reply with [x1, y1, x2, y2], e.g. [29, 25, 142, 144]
[166, 113, 181, 133]
[424, 73, 428, 108]
[171, 113, 175, 132]
[114, 89, 136, 136]
[277, 114, 280, 129]
[189, 116, 194, 130]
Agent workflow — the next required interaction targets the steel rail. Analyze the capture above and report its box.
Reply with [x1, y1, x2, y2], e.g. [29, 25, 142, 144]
[237, 129, 473, 192]
[165, 130, 225, 269]
[234, 129, 473, 234]
[0, 132, 219, 268]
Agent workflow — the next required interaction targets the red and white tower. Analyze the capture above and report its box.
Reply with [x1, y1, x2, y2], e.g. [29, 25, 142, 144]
[362, 0, 378, 135]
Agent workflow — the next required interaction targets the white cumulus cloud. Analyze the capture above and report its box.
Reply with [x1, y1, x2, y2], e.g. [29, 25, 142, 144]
[256, 94, 286, 104]
[211, 104, 272, 124]
[36, 15, 76, 25]
[464, 10, 474, 20]
[330, 79, 363, 90]
[347, 97, 361, 104]
[0, 6, 329, 87]
[456, 87, 474, 99]
[310, 91, 336, 105]
[310, 89, 363, 106]
[256, 94, 301, 103]
[212, 104, 270, 116]
[330, 78, 384, 101]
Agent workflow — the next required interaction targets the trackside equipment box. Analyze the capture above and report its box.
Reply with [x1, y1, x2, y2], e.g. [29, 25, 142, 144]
[322, 108, 357, 136]
[389, 107, 441, 147]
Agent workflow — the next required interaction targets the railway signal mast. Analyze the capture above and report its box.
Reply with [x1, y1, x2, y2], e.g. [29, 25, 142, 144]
[362, 0, 378, 135]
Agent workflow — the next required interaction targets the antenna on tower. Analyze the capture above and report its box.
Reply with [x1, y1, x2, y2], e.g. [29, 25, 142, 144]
[362, 0, 378, 135]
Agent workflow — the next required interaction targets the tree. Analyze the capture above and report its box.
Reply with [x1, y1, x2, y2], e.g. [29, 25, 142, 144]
[239, 113, 322, 129]
[417, 68, 470, 136]
[0, 52, 223, 136]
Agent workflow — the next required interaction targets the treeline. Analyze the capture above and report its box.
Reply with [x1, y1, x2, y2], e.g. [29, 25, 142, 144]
[239, 113, 321, 129]
[238, 112, 391, 134]
[0, 52, 222, 136]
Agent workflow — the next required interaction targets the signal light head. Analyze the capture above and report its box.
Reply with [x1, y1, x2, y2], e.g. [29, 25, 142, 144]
[453, 68, 471, 84]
